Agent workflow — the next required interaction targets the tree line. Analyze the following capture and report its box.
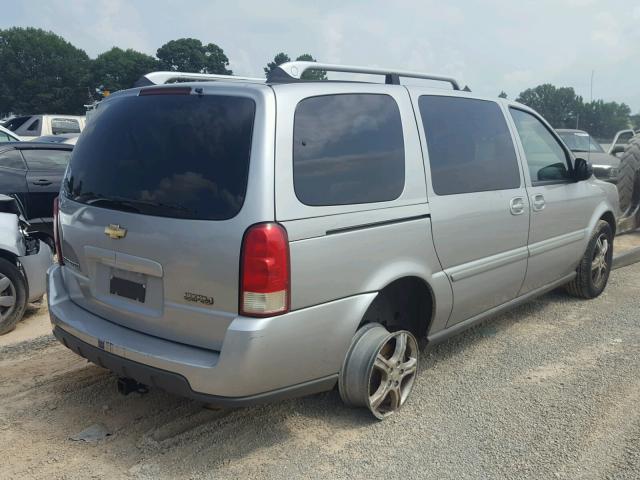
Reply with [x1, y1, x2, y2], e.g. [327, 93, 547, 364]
[0, 27, 322, 117]
[503, 85, 637, 139]
[0, 27, 637, 139]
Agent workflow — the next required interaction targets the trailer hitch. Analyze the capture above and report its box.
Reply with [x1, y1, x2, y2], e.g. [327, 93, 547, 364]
[117, 377, 149, 396]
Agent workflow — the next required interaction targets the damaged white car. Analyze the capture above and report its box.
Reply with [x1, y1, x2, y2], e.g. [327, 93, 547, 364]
[0, 194, 52, 334]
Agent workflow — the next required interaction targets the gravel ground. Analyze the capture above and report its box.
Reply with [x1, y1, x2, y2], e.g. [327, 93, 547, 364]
[1, 264, 639, 479]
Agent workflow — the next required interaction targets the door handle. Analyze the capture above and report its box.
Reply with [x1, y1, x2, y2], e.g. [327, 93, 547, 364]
[532, 194, 545, 211]
[509, 196, 525, 215]
[32, 179, 52, 186]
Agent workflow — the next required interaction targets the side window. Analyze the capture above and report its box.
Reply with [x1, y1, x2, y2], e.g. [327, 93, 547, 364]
[419, 96, 520, 195]
[0, 132, 11, 142]
[293, 93, 405, 206]
[27, 119, 40, 132]
[0, 150, 26, 170]
[21, 149, 71, 170]
[52, 118, 81, 135]
[616, 131, 634, 146]
[510, 108, 571, 183]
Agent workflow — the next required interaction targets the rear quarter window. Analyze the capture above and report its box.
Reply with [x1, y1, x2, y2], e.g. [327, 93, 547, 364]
[64, 93, 256, 220]
[293, 93, 405, 206]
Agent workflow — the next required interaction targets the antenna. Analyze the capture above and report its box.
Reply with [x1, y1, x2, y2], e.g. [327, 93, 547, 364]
[589, 70, 594, 163]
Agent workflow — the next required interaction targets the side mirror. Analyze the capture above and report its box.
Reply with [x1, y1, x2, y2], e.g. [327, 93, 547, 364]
[573, 157, 593, 182]
[610, 144, 625, 155]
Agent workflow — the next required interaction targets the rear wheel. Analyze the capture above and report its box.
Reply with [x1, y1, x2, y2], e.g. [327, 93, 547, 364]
[565, 220, 613, 299]
[0, 258, 28, 335]
[339, 323, 419, 420]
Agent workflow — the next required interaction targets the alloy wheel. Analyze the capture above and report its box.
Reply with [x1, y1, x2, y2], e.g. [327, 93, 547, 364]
[0, 273, 17, 323]
[367, 331, 418, 418]
[591, 233, 610, 288]
[339, 324, 419, 420]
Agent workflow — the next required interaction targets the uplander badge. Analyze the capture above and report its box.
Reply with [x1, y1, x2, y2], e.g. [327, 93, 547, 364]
[184, 292, 215, 306]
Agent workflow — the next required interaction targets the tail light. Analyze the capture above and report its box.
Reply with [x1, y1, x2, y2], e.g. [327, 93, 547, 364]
[240, 223, 290, 317]
[53, 197, 64, 265]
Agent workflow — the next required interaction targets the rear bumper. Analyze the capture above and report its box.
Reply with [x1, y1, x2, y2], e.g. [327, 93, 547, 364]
[47, 264, 374, 402]
[52, 326, 336, 406]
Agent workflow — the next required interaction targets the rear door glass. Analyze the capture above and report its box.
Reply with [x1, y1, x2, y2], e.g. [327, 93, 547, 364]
[0, 150, 26, 170]
[64, 93, 256, 220]
[52, 118, 81, 134]
[21, 149, 71, 170]
[419, 96, 520, 195]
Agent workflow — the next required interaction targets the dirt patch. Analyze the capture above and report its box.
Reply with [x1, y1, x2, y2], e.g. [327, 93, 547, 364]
[1, 268, 639, 479]
[614, 230, 640, 254]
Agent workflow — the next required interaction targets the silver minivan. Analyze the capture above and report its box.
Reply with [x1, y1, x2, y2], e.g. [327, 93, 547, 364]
[48, 62, 619, 419]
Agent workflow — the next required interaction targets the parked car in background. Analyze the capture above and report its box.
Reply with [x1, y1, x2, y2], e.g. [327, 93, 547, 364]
[0, 142, 73, 243]
[4, 115, 85, 140]
[34, 133, 80, 145]
[0, 194, 52, 334]
[556, 129, 620, 183]
[608, 129, 636, 155]
[0, 125, 21, 142]
[48, 63, 618, 420]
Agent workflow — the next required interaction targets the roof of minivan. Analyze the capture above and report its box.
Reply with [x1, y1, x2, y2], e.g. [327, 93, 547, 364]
[116, 75, 537, 122]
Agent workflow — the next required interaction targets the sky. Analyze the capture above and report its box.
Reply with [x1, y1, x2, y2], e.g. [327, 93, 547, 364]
[3, 0, 640, 112]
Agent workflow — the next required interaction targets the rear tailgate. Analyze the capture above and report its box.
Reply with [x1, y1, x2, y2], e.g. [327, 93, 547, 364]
[57, 84, 275, 350]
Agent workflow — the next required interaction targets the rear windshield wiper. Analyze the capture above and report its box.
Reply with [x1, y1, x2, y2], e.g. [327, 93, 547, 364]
[82, 196, 143, 214]
[80, 194, 194, 217]
[128, 198, 193, 214]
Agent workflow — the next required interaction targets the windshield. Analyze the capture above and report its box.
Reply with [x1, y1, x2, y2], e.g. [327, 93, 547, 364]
[558, 131, 604, 153]
[64, 92, 256, 220]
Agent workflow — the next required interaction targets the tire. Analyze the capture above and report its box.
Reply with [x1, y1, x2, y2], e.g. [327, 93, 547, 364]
[565, 220, 613, 299]
[616, 134, 640, 233]
[339, 323, 419, 420]
[0, 258, 28, 335]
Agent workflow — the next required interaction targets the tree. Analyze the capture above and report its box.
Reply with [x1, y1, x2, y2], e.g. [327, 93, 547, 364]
[580, 100, 631, 139]
[0, 27, 90, 116]
[156, 38, 231, 74]
[630, 113, 640, 131]
[516, 84, 582, 128]
[498, 91, 508, 99]
[264, 52, 291, 76]
[295, 54, 327, 80]
[264, 52, 327, 80]
[91, 47, 159, 93]
[203, 43, 233, 74]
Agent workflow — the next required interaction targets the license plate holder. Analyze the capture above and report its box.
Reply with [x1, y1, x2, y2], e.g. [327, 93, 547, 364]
[110, 276, 146, 303]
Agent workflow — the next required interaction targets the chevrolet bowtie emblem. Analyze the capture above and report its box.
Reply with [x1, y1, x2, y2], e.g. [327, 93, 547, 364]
[104, 224, 127, 239]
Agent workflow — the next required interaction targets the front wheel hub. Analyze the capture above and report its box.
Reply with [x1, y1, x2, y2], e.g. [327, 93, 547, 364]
[339, 324, 419, 420]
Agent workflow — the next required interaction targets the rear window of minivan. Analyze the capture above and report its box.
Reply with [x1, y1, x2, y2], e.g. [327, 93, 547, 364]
[64, 93, 256, 220]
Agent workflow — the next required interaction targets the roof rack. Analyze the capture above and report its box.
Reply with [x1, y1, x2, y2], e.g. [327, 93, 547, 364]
[134, 71, 265, 87]
[267, 61, 461, 90]
[133, 63, 462, 91]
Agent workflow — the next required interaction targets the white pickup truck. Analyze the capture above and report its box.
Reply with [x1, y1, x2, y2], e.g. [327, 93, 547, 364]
[3, 115, 86, 140]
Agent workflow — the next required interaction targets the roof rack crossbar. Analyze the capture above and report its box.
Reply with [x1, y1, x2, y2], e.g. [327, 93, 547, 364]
[268, 61, 461, 90]
[134, 71, 265, 87]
